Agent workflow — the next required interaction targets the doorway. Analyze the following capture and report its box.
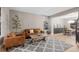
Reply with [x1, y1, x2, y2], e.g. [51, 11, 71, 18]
[50, 12, 78, 46]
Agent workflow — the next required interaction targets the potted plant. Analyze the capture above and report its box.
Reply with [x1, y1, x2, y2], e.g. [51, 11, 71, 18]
[12, 15, 21, 33]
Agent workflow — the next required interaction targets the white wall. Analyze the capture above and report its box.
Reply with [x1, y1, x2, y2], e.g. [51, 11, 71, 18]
[9, 10, 47, 32]
[50, 17, 64, 35]
[1, 8, 10, 36]
[50, 12, 78, 34]
[51, 17, 64, 28]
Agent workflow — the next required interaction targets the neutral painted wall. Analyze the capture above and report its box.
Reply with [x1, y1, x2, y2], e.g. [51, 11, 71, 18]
[0, 8, 1, 16]
[9, 10, 47, 32]
[50, 12, 78, 34]
[50, 17, 64, 35]
[1, 8, 10, 36]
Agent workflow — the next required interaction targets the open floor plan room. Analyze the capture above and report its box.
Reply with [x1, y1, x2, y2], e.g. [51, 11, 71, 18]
[0, 7, 79, 52]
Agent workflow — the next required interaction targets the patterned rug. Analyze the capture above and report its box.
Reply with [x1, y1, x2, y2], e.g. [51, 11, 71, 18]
[9, 37, 73, 52]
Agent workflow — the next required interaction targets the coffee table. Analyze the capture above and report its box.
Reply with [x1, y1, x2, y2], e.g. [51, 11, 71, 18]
[30, 34, 47, 44]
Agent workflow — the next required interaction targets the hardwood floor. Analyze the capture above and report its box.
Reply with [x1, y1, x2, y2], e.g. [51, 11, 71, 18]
[0, 33, 79, 52]
[49, 33, 79, 52]
[50, 33, 75, 45]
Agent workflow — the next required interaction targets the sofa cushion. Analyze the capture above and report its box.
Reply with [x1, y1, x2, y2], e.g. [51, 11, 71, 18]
[7, 32, 16, 37]
[34, 29, 39, 33]
[30, 29, 34, 33]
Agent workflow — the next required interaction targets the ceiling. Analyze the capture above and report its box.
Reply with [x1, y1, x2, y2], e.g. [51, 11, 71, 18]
[10, 7, 73, 16]
[53, 12, 78, 19]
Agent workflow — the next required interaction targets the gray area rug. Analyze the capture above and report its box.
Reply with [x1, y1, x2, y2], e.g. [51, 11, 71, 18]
[9, 37, 73, 52]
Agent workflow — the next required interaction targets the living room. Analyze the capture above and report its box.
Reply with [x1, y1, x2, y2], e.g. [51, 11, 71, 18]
[0, 7, 79, 52]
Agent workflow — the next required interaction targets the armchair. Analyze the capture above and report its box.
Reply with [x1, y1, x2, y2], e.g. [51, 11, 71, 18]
[3, 32, 25, 51]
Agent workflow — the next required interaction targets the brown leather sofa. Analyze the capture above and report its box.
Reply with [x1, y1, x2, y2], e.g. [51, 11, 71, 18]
[24, 28, 44, 38]
[2, 29, 44, 51]
[3, 32, 26, 51]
